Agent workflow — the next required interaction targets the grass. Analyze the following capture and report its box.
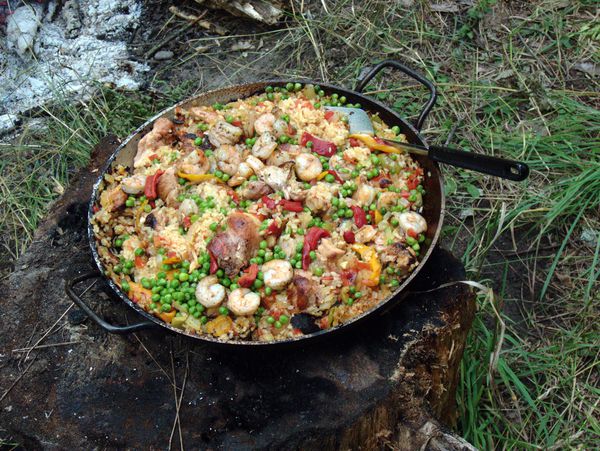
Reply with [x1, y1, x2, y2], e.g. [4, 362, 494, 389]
[1, 0, 599, 448]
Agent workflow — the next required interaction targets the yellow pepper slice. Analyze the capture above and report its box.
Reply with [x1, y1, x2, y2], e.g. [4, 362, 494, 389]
[374, 210, 383, 224]
[159, 310, 176, 323]
[351, 244, 382, 287]
[128, 282, 153, 307]
[316, 171, 329, 181]
[163, 256, 181, 265]
[349, 133, 402, 154]
[177, 172, 222, 184]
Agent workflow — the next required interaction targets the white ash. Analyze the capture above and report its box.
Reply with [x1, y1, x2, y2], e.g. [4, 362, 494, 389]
[0, 0, 148, 116]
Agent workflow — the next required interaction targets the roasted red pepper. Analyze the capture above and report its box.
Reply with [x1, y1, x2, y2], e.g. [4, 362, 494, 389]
[324, 110, 335, 122]
[349, 137, 362, 147]
[262, 195, 277, 209]
[326, 170, 343, 183]
[407, 228, 418, 239]
[231, 120, 243, 127]
[265, 220, 282, 237]
[301, 227, 330, 270]
[134, 255, 145, 268]
[144, 169, 164, 200]
[300, 132, 337, 157]
[343, 231, 356, 244]
[208, 250, 218, 275]
[279, 199, 304, 212]
[182, 216, 191, 229]
[238, 263, 259, 288]
[340, 269, 357, 286]
[407, 176, 419, 191]
[350, 206, 368, 228]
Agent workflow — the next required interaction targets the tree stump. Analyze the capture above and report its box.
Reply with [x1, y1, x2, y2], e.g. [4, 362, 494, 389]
[0, 136, 476, 450]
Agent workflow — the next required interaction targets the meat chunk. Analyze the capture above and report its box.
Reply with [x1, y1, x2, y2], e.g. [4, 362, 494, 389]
[287, 275, 316, 311]
[134, 118, 175, 167]
[157, 168, 180, 207]
[316, 238, 345, 259]
[380, 243, 416, 276]
[207, 212, 261, 276]
[207, 121, 243, 147]
[239, 180, 273, 200]
[100, 186, 127, 212]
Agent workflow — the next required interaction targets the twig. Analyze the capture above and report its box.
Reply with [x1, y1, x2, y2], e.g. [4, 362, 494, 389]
[0, 357, 37, 404]
[132, 333, 173, 384]
[168, 347, 187, 451]
[12, 341, 80, 353]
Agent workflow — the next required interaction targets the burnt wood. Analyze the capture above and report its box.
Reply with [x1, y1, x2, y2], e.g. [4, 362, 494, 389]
[0, 136, 476, 450]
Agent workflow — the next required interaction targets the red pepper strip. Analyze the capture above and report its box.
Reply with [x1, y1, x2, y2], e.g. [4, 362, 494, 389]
[262, 195, 277, 209]
[407, 176, 419, 190]
[340, 269, 357, 286]
[231, 120, 243, 127]
[350, 206, 368, 228]
[326, 170, 344, 183]
[134, 255, 145, 268]
[343, 231, 356, 244]
[182, 216, 191, 229]
[92, 205, 100, 213]
[227, 189, 240, 206]
[238, 263, 259, 288]
[266, 221, 282, 237]
[209, 251, 218, 275]
[401, 190, 411, 199]
[407, 228, 418, 239]
[302, 227, 330, 270]
[324, 110, 335, 122]
[279, 199, 304, 212]
[300, 132, 337, 157]
[144, 169, 164, 200]
[349, 137, 362, 147]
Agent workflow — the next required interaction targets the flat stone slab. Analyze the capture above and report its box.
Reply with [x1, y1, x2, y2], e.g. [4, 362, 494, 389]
[0, 136, 475, 450]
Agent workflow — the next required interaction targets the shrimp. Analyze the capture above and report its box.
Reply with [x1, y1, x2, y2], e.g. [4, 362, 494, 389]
[353, 184, 377, 207]
[261, 259, 294, 290]
[207, 121, 243, 147]
[251, 131, 278, 160]
[134, 118, 174, 168]
[215, 144, 242, 176]
[121, 174, 146, 195]
[100, 186, 127, 212]
[227, 288, 261, 316]
[253, 113, 275, 135]
[294, 153, 323, 181]
[377, 191, 401, 209]
[189, 107, 220, 125]
[397, 212, 427, 234]
[195, 275, 226, 308]
[262, 165, 292, 192]
[177, 149, 209, 175]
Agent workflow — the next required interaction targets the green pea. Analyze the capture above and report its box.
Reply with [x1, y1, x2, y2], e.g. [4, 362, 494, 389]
[313, 267, 324, 276]
[265, 287, 273, 295]
[391, 125, 401, 135]
[309, 250, 317, 260]
[125, 198, 135, 208]
[161, 303, 172, 312]
[294, 261, 302, 269]
[306, 141, 313, 149]
[257, 249, 266, 257]
[178, 273, 189, 282]
[314, 102, 321, 108]
[214, 170, 224, 178]
[267, 315, 275, 324]
[194, 137, 203, 146]
[344, 209, 354, 219]
[121, 280, 130, 292]
[318, 90, 325, 97]
[390, 279, 400, 287]
[294, 82, 302, 91]
[209, 222, 218, 232]
[266, 86, 274, 93]
[219, 306, 229, 315]
[279, 135, 289, 144]
[286, 82, 294, 91]
[267, 92, 275, 101]
[325, 174, 335, 183]
[339, 96, 347, 104]
[274, 320, 282, 329]
[354, 291, 362, 299]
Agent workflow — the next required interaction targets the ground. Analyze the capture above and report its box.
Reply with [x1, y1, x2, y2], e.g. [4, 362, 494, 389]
[1, 0, 599, 449]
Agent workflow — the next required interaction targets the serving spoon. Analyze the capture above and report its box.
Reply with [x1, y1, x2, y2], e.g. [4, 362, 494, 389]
[326, 106, 529, 181]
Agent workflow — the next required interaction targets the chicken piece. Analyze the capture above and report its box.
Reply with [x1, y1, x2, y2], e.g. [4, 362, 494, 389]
[316, 238, 345, 259]
[251, 131, 278, 160]
[157, 168, 180, 207]
[179, 198, 198, 218]
[189, 107, 220, 125]
[380, 244, 416, 276]
[266, 144, 301, 166]
[207, 212, 260, 276]
[261, 164, 292, 192]
[134, 118, 175, 168]
[343, 146, 371, 167]
[305, 182, 336, 212]
[207, 121, 243, 147]
[121, 236, 142, 260]
[100, 186, 127, 212]
[287, 274, 316, 311]
[354, 225, 378, 244]
[377, 191, 401, 209]
[215, 144, 242, 176]
[239, 180, 273, 200]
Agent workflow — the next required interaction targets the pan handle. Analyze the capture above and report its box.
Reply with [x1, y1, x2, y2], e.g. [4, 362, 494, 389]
[65, 271, 157, 334]
[355, 60, 437, 131]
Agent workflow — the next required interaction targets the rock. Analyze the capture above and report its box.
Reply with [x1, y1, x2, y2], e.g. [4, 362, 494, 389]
[6, 5, 42, 58]
[580, 228, 598, 246]
[153, 50, 174, 61]
[0, 113, 19, 135]
[62, 0, 82, 38]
